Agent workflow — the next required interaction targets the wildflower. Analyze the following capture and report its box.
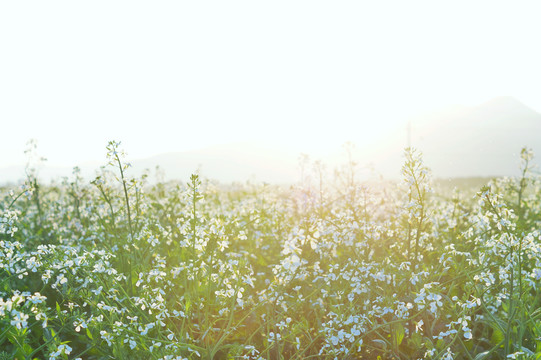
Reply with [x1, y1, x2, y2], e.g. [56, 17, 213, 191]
[10, 311, 29, 329]
[507, 352, 524, 359]
[426, 293, 442, 313]
[49, 344, 72, 360]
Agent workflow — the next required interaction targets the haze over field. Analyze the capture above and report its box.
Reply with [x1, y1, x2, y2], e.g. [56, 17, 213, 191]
[1, 1, 541, 183]
[1, 96, 540, 184]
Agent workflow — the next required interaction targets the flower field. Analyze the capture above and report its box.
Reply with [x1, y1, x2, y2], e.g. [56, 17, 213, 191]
[2, 142, 541, 359]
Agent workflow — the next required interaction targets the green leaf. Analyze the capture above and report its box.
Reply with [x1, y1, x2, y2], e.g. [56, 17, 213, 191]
[408, 332, 422, 348]
[86, 328, 93, 340]
[22, 343, 33, 356]
[393, 324, 405, 346]
[372, 339, 388, 350]
[491, 329, 504, 345]
[43, 327, 56, 344]
[473, 351, 491, 360]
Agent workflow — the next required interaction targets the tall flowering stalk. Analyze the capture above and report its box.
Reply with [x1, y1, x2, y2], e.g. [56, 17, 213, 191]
[401, 147, 432, 268]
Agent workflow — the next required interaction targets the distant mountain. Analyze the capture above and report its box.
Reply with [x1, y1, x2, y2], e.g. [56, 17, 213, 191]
[0, 143, 301, 185]
[409, 96, 541, 177]
[0, 162, 101, 186]
[328, 96, 541, 179]
[130, 142, 299, 184]
[134, 97, 541, 182]
[1, 97, 539, 185]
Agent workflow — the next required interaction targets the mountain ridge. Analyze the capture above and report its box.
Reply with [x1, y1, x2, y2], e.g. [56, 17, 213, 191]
[1, 96, 540, 184]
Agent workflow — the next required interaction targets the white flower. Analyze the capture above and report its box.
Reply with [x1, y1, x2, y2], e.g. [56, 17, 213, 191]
[10, 311, 29, 329]
[507, 352, 524, 359]
[427, 294, 442, 313]
[50, 344, 72, 359]
[58, 344, 72, 355]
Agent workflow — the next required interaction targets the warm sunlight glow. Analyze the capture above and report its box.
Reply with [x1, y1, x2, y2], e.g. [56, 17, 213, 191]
[1, 1, 541, 181]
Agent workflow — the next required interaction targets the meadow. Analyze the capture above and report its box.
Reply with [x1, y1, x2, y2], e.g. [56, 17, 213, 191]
[1, 141, 541, 359]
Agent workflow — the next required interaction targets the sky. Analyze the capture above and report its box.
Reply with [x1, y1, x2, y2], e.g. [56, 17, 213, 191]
[1, 1, 541, 169]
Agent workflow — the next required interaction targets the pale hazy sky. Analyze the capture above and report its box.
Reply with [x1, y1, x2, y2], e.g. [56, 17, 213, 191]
[1, 1, 541, 168]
